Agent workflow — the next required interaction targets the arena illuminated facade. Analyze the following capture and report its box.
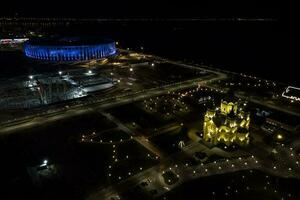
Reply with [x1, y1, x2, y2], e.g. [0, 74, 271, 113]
[24, 37, 117, 62]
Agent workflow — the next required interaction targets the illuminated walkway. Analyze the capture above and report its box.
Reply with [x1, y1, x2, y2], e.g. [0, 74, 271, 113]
[101, 112, 167, 158]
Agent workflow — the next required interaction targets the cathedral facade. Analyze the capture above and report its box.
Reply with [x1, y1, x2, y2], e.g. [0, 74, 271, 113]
[203, 100, 250, 146]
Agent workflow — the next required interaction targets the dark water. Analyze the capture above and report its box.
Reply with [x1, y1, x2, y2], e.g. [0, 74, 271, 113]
[119, 21, 298, 86]
[63, 20, 298, 86]
[0, 20, 298, 86]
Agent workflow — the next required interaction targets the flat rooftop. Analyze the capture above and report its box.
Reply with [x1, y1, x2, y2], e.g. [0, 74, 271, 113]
[26, 37, 114, 46]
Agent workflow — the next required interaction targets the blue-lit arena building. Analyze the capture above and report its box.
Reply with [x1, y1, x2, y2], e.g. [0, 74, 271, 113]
[24, 37, 117, 62]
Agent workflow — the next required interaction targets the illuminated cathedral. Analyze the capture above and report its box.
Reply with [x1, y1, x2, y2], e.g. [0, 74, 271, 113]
[203, 100, 250, 146]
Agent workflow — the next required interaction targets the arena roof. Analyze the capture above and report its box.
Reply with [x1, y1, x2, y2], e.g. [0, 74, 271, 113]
[26, 36, 114, 46]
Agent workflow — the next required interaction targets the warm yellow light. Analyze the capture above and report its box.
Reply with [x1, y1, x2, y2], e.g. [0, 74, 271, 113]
[277, 134, 283, 140]
[203, 100, 250, 146]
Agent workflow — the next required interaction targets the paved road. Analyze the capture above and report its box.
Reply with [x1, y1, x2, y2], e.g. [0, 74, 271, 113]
[101, 112, 167, 158]
[86, 142, 203, 200]
[0, 64, 227, 136]
[235, 93, 300, 117]
[87, 139, 300, 200]
[86, 124, 300, 200]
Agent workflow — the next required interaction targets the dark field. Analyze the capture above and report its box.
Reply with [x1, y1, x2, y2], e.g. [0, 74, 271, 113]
[0, 111, 157, 199]
[157, 170, 300, 200]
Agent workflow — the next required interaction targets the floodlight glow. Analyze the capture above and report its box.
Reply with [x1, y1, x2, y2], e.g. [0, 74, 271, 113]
[24, 37, 117, 62]
[277, 134, 283, 140]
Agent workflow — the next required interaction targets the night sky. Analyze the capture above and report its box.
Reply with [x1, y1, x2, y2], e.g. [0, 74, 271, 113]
[1, 1, 286, 19]
[1, 1, 297, 84]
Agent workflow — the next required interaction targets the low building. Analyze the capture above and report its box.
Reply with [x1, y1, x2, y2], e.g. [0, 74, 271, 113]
[265, 118, 298, 133]
[203, 100, 250, 146]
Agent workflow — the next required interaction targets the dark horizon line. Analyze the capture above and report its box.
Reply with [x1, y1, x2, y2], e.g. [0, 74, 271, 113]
[0, 17, 278, 22]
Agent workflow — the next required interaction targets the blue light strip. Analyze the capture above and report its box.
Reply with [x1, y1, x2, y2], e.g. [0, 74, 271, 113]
[24, 42, 117, 61]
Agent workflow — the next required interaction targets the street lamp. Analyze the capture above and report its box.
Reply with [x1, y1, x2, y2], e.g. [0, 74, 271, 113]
[29, 75, 33, 80]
